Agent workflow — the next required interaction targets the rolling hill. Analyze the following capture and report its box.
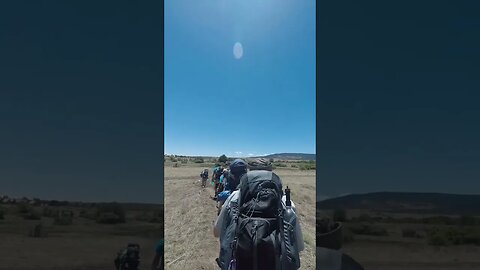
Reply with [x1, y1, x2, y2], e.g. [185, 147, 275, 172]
[261, 153, 316, 161]
[317, 192, 480, 215]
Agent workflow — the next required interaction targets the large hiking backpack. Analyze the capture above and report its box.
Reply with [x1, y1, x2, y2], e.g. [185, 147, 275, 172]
[218, 171, 300, 270]
[215, 168, 224, 179]
[114, 243, 140, 270]
[224, 172, 240, 192]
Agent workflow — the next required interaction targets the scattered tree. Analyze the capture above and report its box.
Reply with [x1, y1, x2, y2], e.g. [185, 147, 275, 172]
[218, 154, 228, 163]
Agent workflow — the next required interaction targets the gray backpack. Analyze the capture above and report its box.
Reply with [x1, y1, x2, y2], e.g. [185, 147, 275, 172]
[216, 171, 301, 270]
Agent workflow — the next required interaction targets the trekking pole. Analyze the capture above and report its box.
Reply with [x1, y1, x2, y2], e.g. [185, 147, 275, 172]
[285, 186, 291, 207]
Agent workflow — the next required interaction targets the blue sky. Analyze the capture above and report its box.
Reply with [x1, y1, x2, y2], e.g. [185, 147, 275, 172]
[165, 0, 316, 157]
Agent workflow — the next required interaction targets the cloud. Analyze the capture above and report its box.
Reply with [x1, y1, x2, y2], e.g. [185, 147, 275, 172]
[234, 151, 243, 155]
[248, 153, 254, 156]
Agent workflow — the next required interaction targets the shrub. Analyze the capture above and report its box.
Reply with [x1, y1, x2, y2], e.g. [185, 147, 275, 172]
[97, 212, 123, 224]
[43, 207, 58, 218]
[79, 209, 96, 220]
[218, 154, 228, 163]
[460, 215, 477, 226]
[54, 215, 73, 225]
[423, 216, 455, 225]
[17, 202, 32, 214]
[173, 162, 179, 167]
[273, 163, 287, 168]
[402, 228, 420, 238]
[194, 157, 204, 163]
[333, 209, 347, 222]
[299, 162, 316, 170]
[426, 226, 480, 246]
[24, 209, 42, 220]
[427, 228, 449, 246]
[95, 203, 126, 224]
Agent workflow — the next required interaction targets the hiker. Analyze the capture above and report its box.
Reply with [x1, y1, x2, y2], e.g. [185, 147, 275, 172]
[213, 159, 304, 270]
[215, 169, 229, 210]
[216, 159, 248, 215]
[317, 216, 365, 270]
[217, 168, 227, 194]
[200, 169, 209, 188]
[114, 243, 141, 270]
[212, 166, 225, 200]
[151, 239, 164, 270]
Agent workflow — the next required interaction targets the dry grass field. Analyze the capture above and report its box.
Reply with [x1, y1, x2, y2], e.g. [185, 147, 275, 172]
[318, 208, 480, 270]
[164, 161, 316, 270]
[0, 203, 162, 270]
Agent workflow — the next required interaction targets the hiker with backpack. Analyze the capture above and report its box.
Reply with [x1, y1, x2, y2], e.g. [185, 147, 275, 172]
[114, 243, 141, 270]
[200, 169, 209, 188]
[217, 168, 227, 193]
[213, 158, 304, 270]
[212, 166, 224, 200]
[216, 159, 248, 215]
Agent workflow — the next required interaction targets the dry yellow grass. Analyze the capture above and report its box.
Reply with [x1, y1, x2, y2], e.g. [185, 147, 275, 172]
[0, 216, 159, 270]
[164, 164, 316, 270]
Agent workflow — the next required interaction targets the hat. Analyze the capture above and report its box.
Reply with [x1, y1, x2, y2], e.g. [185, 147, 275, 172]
[229, 159, 247, 175]
[247, 158, 273, 171]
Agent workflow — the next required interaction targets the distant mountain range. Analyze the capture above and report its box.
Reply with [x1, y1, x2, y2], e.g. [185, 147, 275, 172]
[166, 153, 316, 161]
[317, 192, 480, 215]
[260, 153, 316, 161]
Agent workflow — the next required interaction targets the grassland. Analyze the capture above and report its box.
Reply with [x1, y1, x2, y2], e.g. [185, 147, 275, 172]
[318, 208, 480, 270]
[0, 202, 163, 270]
[164, 160, 316, 270]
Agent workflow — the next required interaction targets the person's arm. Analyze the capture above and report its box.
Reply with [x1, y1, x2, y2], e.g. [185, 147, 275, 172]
[151, 252, 162, 270]
[213, 201, 228, 237]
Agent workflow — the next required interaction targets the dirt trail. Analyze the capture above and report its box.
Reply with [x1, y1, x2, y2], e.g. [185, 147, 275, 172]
[164, 166, 316, 270]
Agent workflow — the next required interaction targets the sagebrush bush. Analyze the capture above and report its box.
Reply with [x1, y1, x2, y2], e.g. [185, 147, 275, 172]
[17, 203, 32, 214]
[299, 162, 316, 170]
[54, 215, 73, 225]
[194, 158, 204, 163]
[96, 203, 126, 224]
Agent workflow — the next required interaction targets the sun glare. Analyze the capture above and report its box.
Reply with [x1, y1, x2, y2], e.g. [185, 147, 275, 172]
[233, 42, 243, 59]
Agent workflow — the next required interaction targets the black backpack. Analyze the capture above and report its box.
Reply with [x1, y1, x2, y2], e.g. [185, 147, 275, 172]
[215, 168, 223, 179]
[225, 171, 300, 270]
[114, 243, 140, 270]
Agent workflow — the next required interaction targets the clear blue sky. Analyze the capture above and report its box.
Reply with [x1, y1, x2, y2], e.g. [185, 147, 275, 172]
[165, 0, 316, 157]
